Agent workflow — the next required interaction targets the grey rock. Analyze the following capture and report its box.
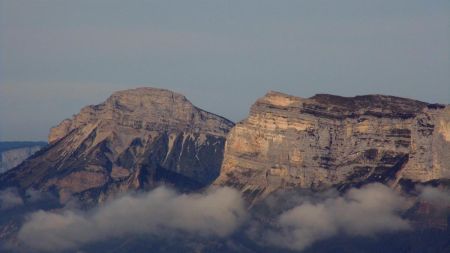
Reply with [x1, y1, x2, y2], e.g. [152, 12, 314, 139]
[214, 91, 450, 200]
[0, 88, 234, 204]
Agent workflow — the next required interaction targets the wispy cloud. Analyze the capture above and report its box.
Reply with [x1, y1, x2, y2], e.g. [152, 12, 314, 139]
[418, 185, 450, 207]
[13, 183, 449, 252]
[258, 183, 411, 251]
[17, 186, 246, 252]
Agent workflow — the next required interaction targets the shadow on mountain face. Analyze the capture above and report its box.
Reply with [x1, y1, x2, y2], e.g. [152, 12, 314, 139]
[25, 226, 447, 253]
[0, 184, 448, 253]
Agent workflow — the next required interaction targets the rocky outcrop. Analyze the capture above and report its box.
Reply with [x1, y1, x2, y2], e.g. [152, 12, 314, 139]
[2, 88, 448, 206]
[215, 91, 450, 200]
[0, 88, 234, 204]
[0, 142, 46, 173]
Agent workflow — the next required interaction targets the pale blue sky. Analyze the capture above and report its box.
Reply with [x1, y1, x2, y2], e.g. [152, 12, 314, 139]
[1, 0, 449, 141]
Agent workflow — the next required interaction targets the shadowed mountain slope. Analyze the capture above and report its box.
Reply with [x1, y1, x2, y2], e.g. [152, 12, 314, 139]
[0, 88, 234, 204]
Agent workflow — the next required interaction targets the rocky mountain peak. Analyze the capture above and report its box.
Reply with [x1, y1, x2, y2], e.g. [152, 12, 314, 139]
[2, 87, 234, 204]
[254, 91, 437, 121]
[103, 87, 193, 119]
[215, 91, 450, 201]
[309, 93, 431, 117]
[255, 90, 304, 107]
[49, 87, 232, 144]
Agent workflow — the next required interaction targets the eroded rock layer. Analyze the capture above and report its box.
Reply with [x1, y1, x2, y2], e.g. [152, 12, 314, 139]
[0, 88, 234, 204]
[215, 91, 450, 199]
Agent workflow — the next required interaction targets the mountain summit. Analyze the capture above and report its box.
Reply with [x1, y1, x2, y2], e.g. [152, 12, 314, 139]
[0, 87, 234, 204]
[1, 88, 449, 206]
[215, 91, 450, 200]
[1, 88, 450, 252]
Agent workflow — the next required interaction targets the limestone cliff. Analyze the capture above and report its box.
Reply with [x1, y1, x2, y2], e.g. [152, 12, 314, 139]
[0, 88, 234, 204]
[215, 91, 450, 199]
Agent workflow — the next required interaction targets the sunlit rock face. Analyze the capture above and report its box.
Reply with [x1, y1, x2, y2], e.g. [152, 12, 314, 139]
[0, 88, 234, 204]
[215, 91, 450, 200]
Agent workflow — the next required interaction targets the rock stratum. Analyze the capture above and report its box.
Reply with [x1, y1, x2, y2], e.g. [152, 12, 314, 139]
[1, 87, 449, 252]
[0, 88, 234, 204]
[215, 91, 450, 200]
[1, 88, 449, 206]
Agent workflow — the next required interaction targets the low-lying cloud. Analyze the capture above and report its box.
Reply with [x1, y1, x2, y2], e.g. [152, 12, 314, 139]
[15, 183, 443, 252]
[0, 188, 23, 210]
[418, 186, 450, 207]
[18, 186, 246, 252]
[261, 183, 411, 251]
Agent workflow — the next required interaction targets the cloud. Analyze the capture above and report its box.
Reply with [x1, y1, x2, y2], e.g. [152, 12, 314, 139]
[17, 186, 246, 252]
[0, 188, 23, 210]
[14, 184, 439, 252]
[261, 183, 411, 251]
[418, 186, 450, 207]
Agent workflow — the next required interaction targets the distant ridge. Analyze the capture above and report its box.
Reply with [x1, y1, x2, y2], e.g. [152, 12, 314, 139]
[0, 141, 47, 153]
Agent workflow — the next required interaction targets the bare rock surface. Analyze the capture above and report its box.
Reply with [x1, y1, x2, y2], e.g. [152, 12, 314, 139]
[0, 88, 234, 204]
[214, 91, 450, 200]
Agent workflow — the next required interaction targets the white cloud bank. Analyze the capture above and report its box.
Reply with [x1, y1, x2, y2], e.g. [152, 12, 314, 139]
[263, 183, 411, 251]
[17, 183, 443, 252]
[17, 186, 246, 252]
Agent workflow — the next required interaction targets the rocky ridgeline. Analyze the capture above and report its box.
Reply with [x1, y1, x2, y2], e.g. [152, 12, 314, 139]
[1, 87, 449, 206]
[0, 88, 234, 204]
[214, 91, 450, 200]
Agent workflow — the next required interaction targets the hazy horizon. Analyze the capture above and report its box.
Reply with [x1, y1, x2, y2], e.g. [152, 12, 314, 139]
[1, 0, 449, 141]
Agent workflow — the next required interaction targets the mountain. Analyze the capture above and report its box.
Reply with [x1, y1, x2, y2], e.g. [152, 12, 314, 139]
[2, 89, 449, 204]
[0, 88, 234, 204]
[0, 142, 46, 173]
[0, 87, 449, 253]
[214, 91, 450, 200]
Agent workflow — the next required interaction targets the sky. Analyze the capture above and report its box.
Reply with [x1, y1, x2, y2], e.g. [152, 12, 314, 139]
[0, 0, 449, 141]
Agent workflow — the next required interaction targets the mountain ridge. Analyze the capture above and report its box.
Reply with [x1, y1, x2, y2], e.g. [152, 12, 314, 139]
[1, 87, 449, 205]
[214, 90, 450, 200]
[0, 87, 234, 204]
[1, 87, 449, 253]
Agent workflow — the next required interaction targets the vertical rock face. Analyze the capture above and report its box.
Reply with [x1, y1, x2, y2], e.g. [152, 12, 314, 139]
[215, 91, 450, 199]
[0, 88, 234, 204]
